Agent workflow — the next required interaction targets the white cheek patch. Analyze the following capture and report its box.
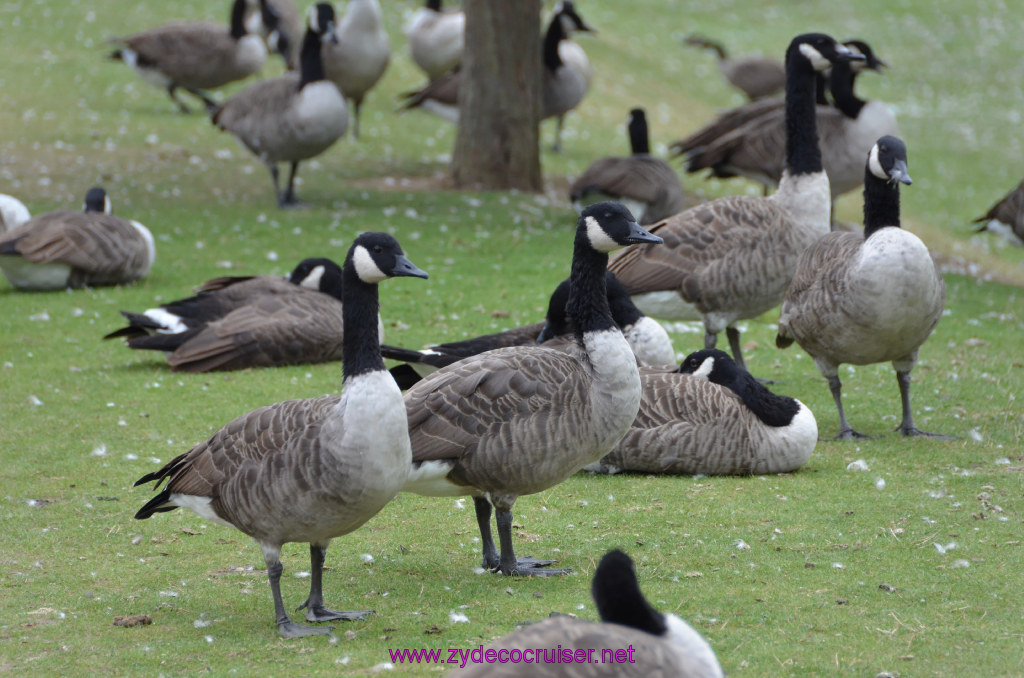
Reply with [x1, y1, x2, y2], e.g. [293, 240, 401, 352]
[867, 143, 886, 180]
[306, 6, 321, 34]
[352, 245, 388, 282]
[585, 215, 621, 252]
[799, 43, 830, 71]
[103, 195, 112, 214]
[300, 265, 325, 289]
[692, 356, 715, 380]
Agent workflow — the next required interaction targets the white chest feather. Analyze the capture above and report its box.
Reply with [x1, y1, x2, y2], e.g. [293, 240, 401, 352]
[771, 170, 832, 239]
[235, 34, 268, 72]
[295, 81, 348, 128]
[622, 317, 676, 366]
[582, 329, 643, 438]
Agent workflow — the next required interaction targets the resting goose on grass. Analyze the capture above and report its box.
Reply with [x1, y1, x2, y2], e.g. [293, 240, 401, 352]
[0, 187, 154, 291]
[401, 202, 663, 577]
[776, 136, 951, 440]
[108, 0, 267, 113]
[587, 349, 817, 476]
[383, 270, 675, 389]
[212, 3, 348, 208]
[134, 232, 428, 638]
[607, 33, 863, 373]
[570, 108, 688, 225]
[448, 549, 724, 678]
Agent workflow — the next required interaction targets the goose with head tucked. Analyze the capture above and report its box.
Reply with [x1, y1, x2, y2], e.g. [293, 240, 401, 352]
[212, 3, 348, 208]
[401, 202, 662, 577]
[133, 232, 428, 638]
[0, 187, 154, 291]
[588, 349, 817, 476]
[776, 136, 951, 440]
[108, 0, 268, 112]
[448, 549, 724, 678]
[608, 33, 863, 373]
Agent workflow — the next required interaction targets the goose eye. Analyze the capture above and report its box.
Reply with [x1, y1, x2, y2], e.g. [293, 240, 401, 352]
[373, 245, 383, 253]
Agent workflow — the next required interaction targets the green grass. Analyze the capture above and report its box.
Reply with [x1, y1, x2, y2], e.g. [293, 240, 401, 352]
[2, 0, 1023, 675]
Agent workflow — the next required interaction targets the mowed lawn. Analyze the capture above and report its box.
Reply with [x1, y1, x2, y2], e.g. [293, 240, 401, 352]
[1, 0, 1022, 675]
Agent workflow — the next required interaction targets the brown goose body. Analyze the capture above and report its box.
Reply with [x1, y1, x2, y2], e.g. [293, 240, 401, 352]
[685, 34, 785, 100]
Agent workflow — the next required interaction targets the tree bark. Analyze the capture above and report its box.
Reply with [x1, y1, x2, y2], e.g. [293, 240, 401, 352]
[450, 0, 542, 191]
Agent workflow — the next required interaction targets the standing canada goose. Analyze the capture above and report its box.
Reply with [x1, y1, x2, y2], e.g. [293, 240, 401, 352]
[608, 34, 864, 372]
[103, 257, 343, 339]
[676, 40, 895, 209]
[212, 3, 348, 208]
[776, 136, 951, 440]
[570, 108, 688, 225]
[403, 0, 465, 82]
[0, 187, 154, 291]
[245, 0, 303, 69]
[587, 349, 817, 476]
[684, 33, 786, 100]
[383, 270, 675, 388]
[108, 258, 379, 373]
[108, 0, 268, 113]
[322, 0, 391, 140]
[402, 202, 663, 577]
[396, 1, 594, 153]
[134, 232, 427, 638]
[0, 193, 30, 234]
[448, 550, 724, 678]
[973, 178, 1024, 245]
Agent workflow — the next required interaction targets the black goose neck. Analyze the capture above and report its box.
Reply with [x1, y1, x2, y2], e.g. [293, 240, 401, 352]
[341, 268, 385, 380]
[543, 14, 566, 71]
[425, 0, 442, 10]
[567, 235, 616, 342]
[606, 273, 643, 327]
[726, 370, 801, 427]
[592, 556, 668, 636]
[298, 29, 327, 89]
[229, 0, 248, 40]
[829, 63, 867, 118]
[628, 113, 650, 155]
[815, 72, 829, 106]
[784, 50, 824, 176]
[863, 170, 901, 238]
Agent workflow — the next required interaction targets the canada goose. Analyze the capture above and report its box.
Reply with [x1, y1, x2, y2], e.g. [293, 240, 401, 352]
[322, 0, 391, 140]
[402, 202, 662, 577]
[383, 270, 675, 388]
[570, 108, 688, 225]
[448, 549, 724, 678]
[246, 0, 303, 69]
[396, 1, 594, 153]
[109, 258, 375, 373]
[776, 136, 951, 440]
[404, 0, 465, 82]
[0, 187, 154, 291]
[684, 33, 785, 100]
[0, 193, 30, 234]
[212, 4, 348, 208]
[134, 233, 427, 638]
[587, 349, 817, 476]
[108, 0, 268, 113]
[973, 178, 1024, 245]
[676, 40, 896, 208]
[608, 34, 863, 372]
[103, 256, 343, 339]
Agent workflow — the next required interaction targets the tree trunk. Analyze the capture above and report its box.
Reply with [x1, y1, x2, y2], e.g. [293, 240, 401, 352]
[450, 0, 542, 191]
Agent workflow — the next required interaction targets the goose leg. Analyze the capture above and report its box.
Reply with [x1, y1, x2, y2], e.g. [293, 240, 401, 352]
[297, 544, 374, 623]
[494, 507, 569, 577]
[279, 161, 308, 209]
[827, 374, 868, 440]
[552, 115, 565, 153]
[473, 497, 500, 570]
[267, 164, 284, 206]
[725, 326, 746, 371]
[261, 544, 332, 638]
[351, 99, 362, 141]
[185, 87, 218, 112]
[166, 85, 191, 114]
[895, 370, 956, 439]
[703, 329, 717, 350]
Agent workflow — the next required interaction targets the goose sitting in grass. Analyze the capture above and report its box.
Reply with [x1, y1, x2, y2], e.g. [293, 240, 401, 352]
[134, 232, 427, 638]
[776, 136, 951, 440]
[382, 270, 675, 389]
[212, 3, 348, 208]
[402, 202, 663, 577]
[448, 549, 724, 677]
[0, 187, 154, 291]
[973, 178, 1024, 245]
[587, 349, 817, 476]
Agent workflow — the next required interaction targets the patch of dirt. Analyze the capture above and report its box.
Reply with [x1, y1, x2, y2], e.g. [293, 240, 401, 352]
[113, 614, 152, 627]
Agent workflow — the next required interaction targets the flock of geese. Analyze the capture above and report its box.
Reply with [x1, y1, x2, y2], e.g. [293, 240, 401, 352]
[3, 0, 1021, 671]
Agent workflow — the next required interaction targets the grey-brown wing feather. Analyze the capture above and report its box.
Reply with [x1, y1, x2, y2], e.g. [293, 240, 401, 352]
[571, 156, 687, 222]
[670, 97, 784, 157]
[722, 57, 786, 100]
[113, 24, 247, 88]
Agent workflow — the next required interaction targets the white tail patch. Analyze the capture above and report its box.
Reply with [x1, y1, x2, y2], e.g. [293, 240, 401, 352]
[403, 460, 466, 497]
[144, 307, 188, 334]
[168, 493, 236, 528]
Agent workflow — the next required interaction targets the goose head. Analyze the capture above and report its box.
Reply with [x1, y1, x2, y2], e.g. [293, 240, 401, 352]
[579, 201, 663, 253]
[868, 135, 912, 187]
[289, 257, 344, 297]
[347, 232, 429, 284]
[83, 186, 111, 214]
[844, 39, 887, 73]
[306, 3, 338, 44]
[555, 1, 596, 35]
[677, 348, 737, 383]
[789, 33, 865, 72]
